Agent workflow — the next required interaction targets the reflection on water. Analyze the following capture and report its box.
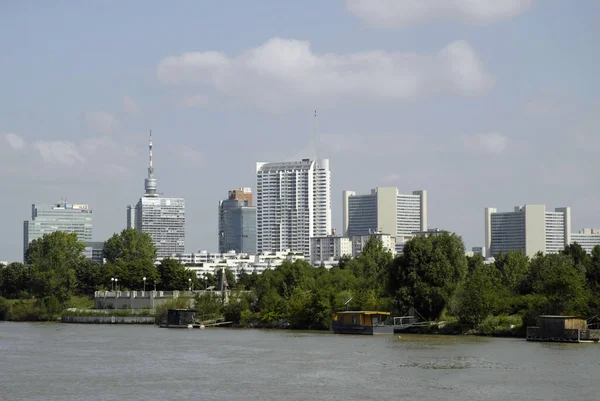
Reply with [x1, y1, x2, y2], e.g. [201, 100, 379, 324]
[0, 322, 598, 401]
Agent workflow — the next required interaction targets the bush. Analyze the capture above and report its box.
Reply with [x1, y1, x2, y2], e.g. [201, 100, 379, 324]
[0, 297, 9, 320]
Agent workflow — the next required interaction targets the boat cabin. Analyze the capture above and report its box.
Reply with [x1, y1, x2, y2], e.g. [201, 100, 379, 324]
[526, 315, 600, 343]
[332, 311, 392, 335]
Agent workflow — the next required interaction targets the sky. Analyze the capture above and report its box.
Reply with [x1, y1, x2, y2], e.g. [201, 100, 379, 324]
[1, 0, 599, 262]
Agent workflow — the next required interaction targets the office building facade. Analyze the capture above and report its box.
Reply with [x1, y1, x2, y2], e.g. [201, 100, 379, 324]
[130, 132, 186, 259]
[256, 159, 331, 256]
[343, 187, 427, 249]
[23, 202, 93, 261]
[218, 188, 257, 254]
[485, 205, 571, 258]
[571, 228, 600, 254]
[310, 235, 352, 265]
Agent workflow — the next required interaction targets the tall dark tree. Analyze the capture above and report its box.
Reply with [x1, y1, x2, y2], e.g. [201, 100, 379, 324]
[562, 242, 591, 273]
[493, 251, 530, 293]
[0, 262, 30, 299]
[157, 258, 197, 291]
[102, 229, 158, 290]
[26, 231, 85, 303]
[528, 253, 589, 315]
[103, 228, 157, 264]
[388, 233, 467, 320]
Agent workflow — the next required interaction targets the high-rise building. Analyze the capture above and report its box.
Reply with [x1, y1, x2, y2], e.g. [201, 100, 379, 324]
[23, 202, 93, 261]
[218, 188, 256, 254]
[256, 159, 331, 255]
[130, 132, 185, 259]
[484, 205, 571, 258]
[343, 187, 427, 249]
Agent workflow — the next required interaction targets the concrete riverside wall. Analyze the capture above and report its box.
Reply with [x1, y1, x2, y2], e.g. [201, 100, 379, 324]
[61, 315, 156, 324]
[94, 290, 227, 310]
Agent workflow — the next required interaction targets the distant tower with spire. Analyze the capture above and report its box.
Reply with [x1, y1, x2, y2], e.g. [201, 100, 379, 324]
[127, 130, 186, 260]
[144, 130, 158, 197]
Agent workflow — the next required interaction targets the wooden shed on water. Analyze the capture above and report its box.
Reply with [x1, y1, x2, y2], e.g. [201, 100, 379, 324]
[527, 315, 599, 343]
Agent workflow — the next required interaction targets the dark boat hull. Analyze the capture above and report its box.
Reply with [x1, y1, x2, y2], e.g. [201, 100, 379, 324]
[332, 324, 394, 335]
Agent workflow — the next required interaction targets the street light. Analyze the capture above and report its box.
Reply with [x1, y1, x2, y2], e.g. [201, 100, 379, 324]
[115, 278, 118, 292]
[111, 277, 115, 291]
[143, 277, 146, 292]
[188, 278, 192, 292]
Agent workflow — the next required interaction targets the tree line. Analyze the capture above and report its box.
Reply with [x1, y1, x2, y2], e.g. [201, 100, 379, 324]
[2, 228, 600, 333]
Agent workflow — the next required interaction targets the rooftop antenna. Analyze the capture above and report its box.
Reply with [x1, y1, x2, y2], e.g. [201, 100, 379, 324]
[313, 109, 319, 161]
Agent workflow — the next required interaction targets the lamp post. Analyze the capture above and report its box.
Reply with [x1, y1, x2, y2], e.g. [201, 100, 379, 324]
[204, 275, 207, 290]
[143, 277, 146, 292]
[111, 277, 115, 291]
[188, 278, 192, 292]
[115, 278, 118, 292]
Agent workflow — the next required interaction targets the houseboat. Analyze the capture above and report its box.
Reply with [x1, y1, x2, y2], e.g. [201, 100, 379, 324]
[332, 311, 393, 335]
[526, 315, 600, 343]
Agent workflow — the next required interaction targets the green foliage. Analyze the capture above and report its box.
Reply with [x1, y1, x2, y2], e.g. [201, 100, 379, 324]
[157, 258, 197, 291]
[194, 292, 223, 319]
[103, 228, 157, 264]
[154, 296, 193, 325]
[389, 233, 467, 320]
[454, 259, 497, 325]
[0, 296, 9, 320]
[528, 253, 589, 316]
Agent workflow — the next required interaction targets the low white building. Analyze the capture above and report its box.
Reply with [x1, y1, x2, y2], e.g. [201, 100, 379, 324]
[171, 250, 306, 280]
[310, 236, 352, 265]
[571, 228, 600, 254]
[352, 233, 396, 258]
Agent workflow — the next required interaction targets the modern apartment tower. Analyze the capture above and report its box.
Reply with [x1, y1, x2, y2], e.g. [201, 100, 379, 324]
[484, 205, 571, 258]
[343, 187, 427, 249]
[130, 132, 185, 259]
[23, 201, 93, 261]
[256, 159, 331, 256]
[218, 188, 257, 254]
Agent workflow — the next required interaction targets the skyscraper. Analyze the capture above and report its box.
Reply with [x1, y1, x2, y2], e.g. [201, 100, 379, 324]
[256, 159, 331, 255]
[23, 201, 93, 261]
[130, 132, 185, 259]
[343, 187, 427, 249]
[218, 188, 256, 254]
[484, 205, 571, 258]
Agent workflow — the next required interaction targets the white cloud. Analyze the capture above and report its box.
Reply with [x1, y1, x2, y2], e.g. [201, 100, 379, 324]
[84, 111, 120, 134]
[123, 96, 140, 114]
[346, 0, 534, 28]
[4, 133, 26, 150]
[157, 38, 495, 112]
[462, 132, 509, 155]
[33, 141, 85, 166]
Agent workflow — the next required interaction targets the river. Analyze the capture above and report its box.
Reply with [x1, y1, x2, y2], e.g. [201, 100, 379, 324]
[0, 322, 598, 401]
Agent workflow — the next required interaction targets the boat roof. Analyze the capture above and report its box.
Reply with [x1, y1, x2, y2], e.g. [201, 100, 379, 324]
[539, 315, 584, 319]
[334, 311, 390, 316]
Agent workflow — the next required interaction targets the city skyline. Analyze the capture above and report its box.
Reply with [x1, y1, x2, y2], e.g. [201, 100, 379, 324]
[1, 1, 599, 261]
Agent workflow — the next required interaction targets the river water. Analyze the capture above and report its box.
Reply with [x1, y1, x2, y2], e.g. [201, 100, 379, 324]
[0, 322, 598, 401]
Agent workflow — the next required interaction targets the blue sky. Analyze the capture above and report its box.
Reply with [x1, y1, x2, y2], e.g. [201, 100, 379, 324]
[1, 0, 599, 261]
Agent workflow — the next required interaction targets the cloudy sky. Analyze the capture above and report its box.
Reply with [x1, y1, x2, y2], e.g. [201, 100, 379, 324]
[1, 1, 599, 261]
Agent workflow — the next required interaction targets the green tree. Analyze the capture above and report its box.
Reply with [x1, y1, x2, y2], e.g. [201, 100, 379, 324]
[493, 251, 530, 292]
[528, 253, 589, 315]
[455, 258, 496, 325]
[588, 245, 600, 295]
[102, 229, 158, 290]
[74, 259, 103, 295]
[0, 296, 9, 320]
[26, 231, 85, 303]
[103, 228, 157, 264]
[157, 258, 197, 290]
[388, 232, 467, 320]
[562, 242, 591, 273]
[0, 262, 30, 298]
